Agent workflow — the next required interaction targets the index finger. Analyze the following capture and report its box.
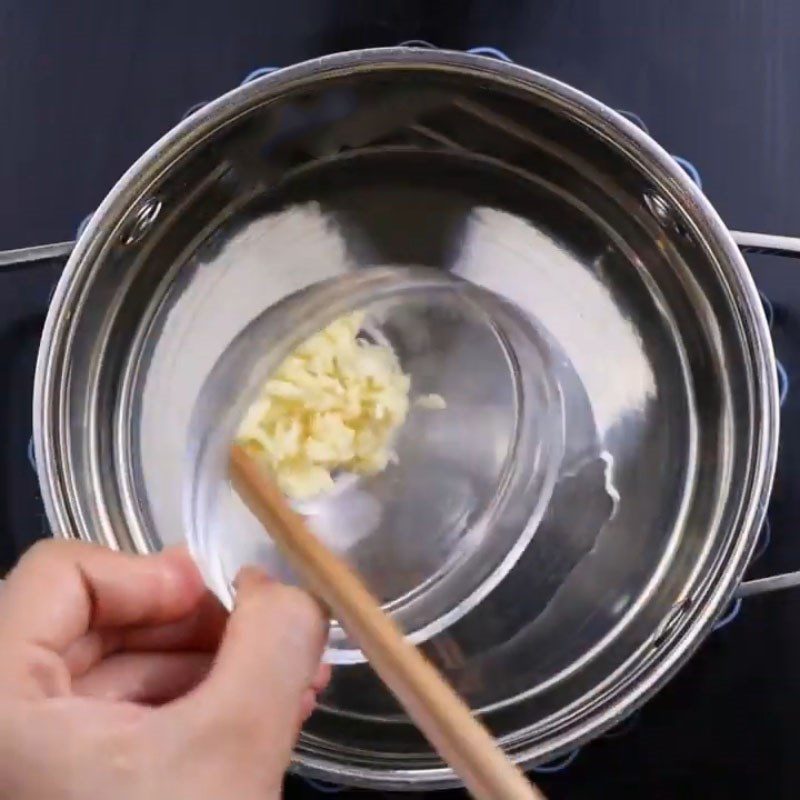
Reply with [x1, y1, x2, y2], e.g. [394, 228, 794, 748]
[0, 539, 206, 652]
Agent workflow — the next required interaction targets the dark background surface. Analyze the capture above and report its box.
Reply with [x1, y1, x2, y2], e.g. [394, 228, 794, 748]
[1, 2, 799, 798]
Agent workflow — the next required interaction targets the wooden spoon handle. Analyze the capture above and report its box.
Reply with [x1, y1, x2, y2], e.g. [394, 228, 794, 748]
[230, 444, 544, 800]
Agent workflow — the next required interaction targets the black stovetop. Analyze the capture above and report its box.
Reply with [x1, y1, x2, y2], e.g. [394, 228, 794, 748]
[3, 2, 800, 797]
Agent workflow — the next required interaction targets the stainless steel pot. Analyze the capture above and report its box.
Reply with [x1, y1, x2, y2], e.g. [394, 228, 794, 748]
[4, 48, 800, 790]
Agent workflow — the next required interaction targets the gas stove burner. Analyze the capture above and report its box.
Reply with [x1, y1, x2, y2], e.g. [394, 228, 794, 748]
[531, 748, 581, 774]
[26, 436, 36, 472]
[601, 709, 643, 740]
[302, 777, 344, 795]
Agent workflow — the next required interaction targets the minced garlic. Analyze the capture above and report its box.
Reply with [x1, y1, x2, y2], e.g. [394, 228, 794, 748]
[237, 312, 414, 499]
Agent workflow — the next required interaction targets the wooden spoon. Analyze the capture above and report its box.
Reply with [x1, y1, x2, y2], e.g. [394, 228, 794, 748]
[230, 444, 545, 800]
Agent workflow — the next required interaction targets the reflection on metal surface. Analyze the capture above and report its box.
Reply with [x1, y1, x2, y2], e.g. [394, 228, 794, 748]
[455, 207, 657, 438]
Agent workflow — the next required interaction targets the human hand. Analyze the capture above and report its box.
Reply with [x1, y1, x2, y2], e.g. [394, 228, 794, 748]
[0, 539, 329, 800]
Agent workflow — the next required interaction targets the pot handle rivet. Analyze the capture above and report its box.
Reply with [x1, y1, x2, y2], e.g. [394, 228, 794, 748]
[121, 197, 163, 245]
[651, 599, 692, 650]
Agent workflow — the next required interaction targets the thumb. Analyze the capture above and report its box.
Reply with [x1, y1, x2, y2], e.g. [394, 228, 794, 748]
[197, 568, 327, 743]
